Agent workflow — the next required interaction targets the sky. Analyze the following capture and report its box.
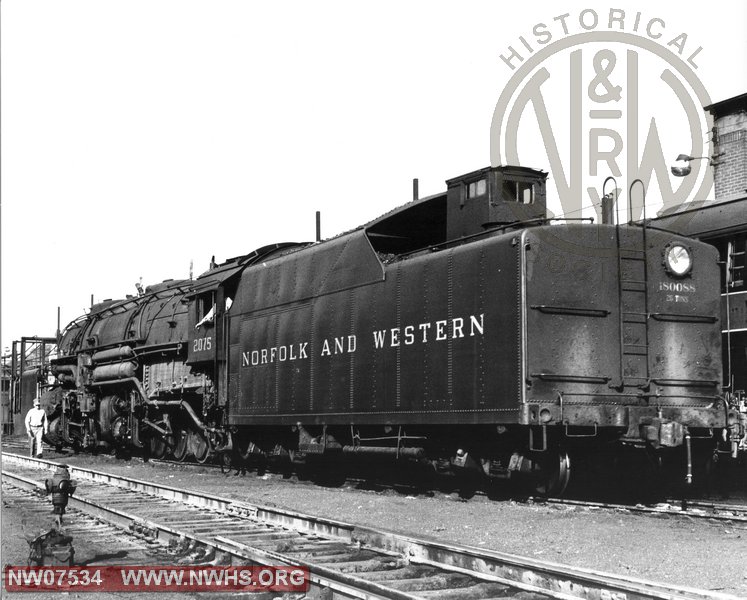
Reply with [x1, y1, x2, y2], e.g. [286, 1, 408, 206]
[2, 0, 747, 353]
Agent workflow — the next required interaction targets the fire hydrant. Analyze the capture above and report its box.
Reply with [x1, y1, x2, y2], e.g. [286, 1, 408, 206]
[44, 465, 76, 529]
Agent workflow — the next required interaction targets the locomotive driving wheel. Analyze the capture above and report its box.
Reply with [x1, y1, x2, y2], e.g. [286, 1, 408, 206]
[190, 431, 211, 464]
[148, 435, 167, 459]
[530, 449, 571, 497]
[171, 429, 189, 462]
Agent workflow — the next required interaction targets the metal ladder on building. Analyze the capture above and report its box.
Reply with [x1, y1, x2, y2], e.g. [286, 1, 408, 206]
[724, 240, 746, 390]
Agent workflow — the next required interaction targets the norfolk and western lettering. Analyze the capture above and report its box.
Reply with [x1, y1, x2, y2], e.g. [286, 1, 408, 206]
[241, 313, 484, 367]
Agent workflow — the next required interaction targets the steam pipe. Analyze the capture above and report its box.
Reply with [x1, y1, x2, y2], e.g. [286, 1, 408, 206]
[342, 445, 425, 459]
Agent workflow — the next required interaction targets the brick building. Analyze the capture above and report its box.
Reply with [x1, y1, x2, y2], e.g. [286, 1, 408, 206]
[707, 92, 747, 200]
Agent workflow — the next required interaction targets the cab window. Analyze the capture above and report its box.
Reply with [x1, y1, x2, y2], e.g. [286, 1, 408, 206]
[195, 292, 216, 328]
[467, 179, 487, 199]
[502, 179, 535, 204]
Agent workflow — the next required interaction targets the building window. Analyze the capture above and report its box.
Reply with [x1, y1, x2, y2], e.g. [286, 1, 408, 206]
[467, 179, 487, 199]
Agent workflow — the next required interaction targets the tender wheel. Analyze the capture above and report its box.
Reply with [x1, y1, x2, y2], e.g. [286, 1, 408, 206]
[530, 449, 571, 497]
[309, 457, 347, 488]
[219, 451, 234, 474]
[237, 439, 263, 468]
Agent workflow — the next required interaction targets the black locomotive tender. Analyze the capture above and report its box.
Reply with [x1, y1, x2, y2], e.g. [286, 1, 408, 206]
[654, 196, 747, 408]
[48, 166, 737, 495]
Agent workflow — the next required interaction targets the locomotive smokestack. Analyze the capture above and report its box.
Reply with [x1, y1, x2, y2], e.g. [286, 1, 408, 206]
[316, 211, 321, 242]
[57, 307, 61, 344]
[90, 294, 94, 308]
[413, 178, 419, 201]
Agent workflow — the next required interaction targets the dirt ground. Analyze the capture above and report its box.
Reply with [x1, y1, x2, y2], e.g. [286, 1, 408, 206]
[3, 446, 745, 598]
[1, 485, 288, 600]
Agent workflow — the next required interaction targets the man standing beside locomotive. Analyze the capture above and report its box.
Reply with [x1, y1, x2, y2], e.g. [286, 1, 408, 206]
[25, 398, 48, 458]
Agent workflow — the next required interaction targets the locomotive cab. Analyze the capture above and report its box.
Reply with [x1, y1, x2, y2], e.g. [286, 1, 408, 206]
[188, 290, 218, 362]
[185, 256, 247, 367]
[187, 285, 235, 365]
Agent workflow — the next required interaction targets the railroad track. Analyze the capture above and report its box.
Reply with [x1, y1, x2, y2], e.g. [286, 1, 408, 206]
[532, 497, 747, 524]
[2, 453, 737, 600]
[1, 438, 226, 470]
[667, 499, 747, 520]
[1, 481, 167, 564]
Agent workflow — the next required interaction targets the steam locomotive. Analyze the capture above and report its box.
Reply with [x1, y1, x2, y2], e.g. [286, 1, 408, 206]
[46, 165, 740, 495]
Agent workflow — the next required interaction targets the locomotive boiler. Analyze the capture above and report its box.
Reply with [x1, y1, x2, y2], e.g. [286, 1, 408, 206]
[47, 165, 737, 495]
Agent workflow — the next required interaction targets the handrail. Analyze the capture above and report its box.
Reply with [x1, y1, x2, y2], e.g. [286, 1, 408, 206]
[603, 176, 618, 225]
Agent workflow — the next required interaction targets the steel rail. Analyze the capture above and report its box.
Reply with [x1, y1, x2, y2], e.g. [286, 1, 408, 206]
[667, 498, 747, 518]
[536, 496, 747, 523]
[2, 452, 737, 600]
[1, 465, 413, 600]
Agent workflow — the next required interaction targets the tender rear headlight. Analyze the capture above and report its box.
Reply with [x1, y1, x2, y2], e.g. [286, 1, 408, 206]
[664, 243, 692, 277]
